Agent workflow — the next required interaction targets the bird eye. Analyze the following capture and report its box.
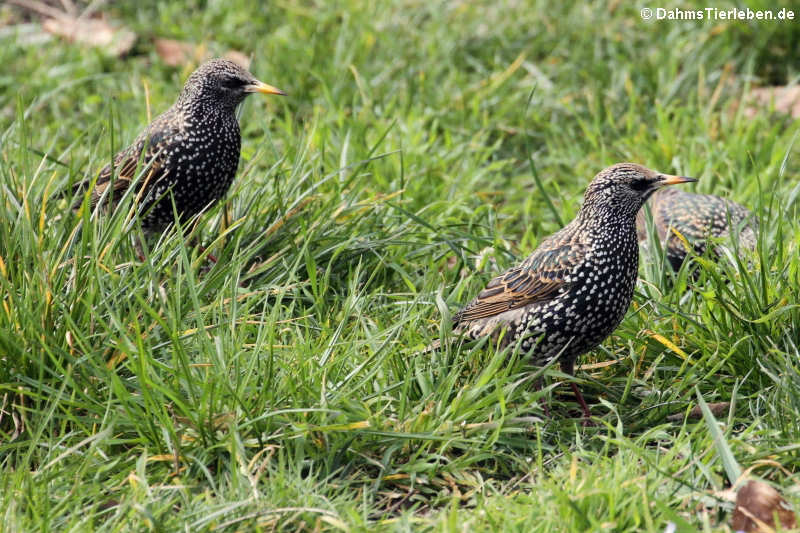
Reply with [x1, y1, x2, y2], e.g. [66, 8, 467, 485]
[222, 77, 243, 89]
[630, 179, 650, 191]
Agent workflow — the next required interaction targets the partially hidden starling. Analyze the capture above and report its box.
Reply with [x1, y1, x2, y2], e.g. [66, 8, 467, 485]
[433, 163, 696, 422]
[636, 187, 758, 271]
[74, 58, 285, 231]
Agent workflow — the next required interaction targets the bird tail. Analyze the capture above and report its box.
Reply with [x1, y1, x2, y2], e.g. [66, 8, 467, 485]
[416, 327, 469, 355]
[416, 339, 443, 356]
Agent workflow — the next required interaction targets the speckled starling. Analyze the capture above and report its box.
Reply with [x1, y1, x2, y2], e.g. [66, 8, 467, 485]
[75, 58, 285, 230]
[636, 188, 758, 271]
[437, 163, 696, 421]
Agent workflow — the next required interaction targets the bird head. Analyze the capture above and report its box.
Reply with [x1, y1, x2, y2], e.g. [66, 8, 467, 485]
[582, 162, 697, 218]
[179, 58, 285, 110]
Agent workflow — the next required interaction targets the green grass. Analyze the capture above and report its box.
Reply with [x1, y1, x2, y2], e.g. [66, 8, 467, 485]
[2, 1, 800, 531]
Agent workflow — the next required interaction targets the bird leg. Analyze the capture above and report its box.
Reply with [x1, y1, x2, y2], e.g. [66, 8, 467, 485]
[133, 235, 146, 262]
[185, 218, 218, 264]
[535, 378, 552, 418]
[193, 244, 218, 264]
[560, 357, 594, 425]
[200, 247, 218, 264]
[569, 382, 594, 426]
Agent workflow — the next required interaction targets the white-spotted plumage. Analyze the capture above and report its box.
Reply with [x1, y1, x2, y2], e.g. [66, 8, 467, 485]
[440, 163, 697, 420]
[636, 187, 757, 271]
[74, 58, 284, 231]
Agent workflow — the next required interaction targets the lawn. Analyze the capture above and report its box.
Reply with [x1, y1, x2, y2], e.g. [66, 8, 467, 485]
[1, 1, 799, 531]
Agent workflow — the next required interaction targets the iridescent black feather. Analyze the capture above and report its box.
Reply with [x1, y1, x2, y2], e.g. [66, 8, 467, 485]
[74, 58, 284, 231]
[433, 163, 697, 420]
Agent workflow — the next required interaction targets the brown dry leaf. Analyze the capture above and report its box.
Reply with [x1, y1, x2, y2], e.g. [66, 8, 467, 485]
[667, 401, 730, 422]
[154, 41, 251, 69]
[224, 50, 251, 69]
[42, 15, 135, 56]
[731, 479, 797, 532]
[745, 86, 800, 119]
[154, 38, 204, 67]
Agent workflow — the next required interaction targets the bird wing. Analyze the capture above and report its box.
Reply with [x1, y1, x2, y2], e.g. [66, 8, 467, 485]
[454, 236, 587, 323]
[73, 126, 169, 211]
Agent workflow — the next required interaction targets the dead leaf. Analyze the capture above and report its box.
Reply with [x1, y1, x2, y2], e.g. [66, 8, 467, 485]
[667, 402, 730, 422]
[41, 15, 135, 56]
[154, 38, 202, 67]
[224, 50, 251, 69]
[732, 479, 796, 532]
[154, 40, 252, 70]
[8, 0, 134, 55]
[745, 86, 800, 119]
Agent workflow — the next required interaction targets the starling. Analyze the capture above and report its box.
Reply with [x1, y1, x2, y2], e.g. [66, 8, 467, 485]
[75, 58, 285, 230]
[436, 163, 696, 421]
[636, 188, 758, 271]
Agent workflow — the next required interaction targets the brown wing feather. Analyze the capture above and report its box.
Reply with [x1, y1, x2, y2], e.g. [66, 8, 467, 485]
[454, 236, 586, 323]
[73, 131, 167, 211]
[86, 173, 133, 209]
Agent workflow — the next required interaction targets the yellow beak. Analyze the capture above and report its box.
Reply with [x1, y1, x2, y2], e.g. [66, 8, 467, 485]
[657, 174, 697, 186]
[244, 81, 286, 96]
